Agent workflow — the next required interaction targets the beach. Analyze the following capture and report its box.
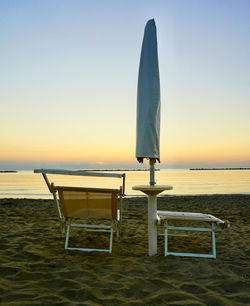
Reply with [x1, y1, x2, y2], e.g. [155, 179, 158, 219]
[0, 195, 249, 305]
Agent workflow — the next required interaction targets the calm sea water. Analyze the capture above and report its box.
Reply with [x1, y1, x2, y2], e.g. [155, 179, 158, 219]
[0, 169, 249, 199]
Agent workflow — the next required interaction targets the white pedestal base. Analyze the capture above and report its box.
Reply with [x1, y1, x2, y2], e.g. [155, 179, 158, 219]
[148, 194, 157, 256]
[132, 185, 173, 256]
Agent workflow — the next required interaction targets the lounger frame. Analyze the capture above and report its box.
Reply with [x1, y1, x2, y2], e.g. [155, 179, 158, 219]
[164, 221, 216, 258]
[157, 211, 226, 259]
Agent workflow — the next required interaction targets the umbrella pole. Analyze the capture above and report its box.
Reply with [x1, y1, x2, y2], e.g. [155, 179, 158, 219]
[149, 159, 156, 185]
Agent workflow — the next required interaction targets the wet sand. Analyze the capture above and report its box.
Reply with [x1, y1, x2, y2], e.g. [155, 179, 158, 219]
[0, 195, 249, 305]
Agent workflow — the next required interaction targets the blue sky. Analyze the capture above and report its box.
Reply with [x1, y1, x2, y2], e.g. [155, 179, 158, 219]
[1, 0, 250, 170]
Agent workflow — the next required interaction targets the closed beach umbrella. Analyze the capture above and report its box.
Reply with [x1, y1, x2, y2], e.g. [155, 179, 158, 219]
[136, 19, 160, 185]
[134, 19, 173, 255]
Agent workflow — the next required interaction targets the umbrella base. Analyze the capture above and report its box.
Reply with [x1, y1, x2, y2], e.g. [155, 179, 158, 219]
[132, 185, 173, 256]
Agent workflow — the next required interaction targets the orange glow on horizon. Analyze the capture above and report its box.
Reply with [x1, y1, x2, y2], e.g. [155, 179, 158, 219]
[1, 131, 250, 165]
[1, 148, 249, 166]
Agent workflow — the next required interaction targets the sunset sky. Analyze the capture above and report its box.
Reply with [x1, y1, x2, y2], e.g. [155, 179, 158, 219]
[1, 0, 250, 170]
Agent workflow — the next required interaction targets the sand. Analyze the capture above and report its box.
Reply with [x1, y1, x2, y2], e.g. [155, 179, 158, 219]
[0, 195, 249, 305]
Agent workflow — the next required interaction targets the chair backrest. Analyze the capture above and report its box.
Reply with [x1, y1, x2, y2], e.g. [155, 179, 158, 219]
[34, 169, 125, 221]
[55, 186, 119, 220]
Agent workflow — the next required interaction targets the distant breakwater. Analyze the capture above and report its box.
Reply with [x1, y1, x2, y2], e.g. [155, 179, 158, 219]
[190, 168, 250, 171]
[0, 171, 18, 173]
[83, 169, 160, 172]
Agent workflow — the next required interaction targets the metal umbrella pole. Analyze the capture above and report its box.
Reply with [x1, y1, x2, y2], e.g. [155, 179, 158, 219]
[149, 158, 156, 186]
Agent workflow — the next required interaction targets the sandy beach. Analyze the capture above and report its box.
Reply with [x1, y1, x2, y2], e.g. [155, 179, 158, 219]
[0, 195, 249, 305]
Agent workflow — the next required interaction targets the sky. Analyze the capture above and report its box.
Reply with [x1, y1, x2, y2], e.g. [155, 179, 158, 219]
[1, 0, 250, 170]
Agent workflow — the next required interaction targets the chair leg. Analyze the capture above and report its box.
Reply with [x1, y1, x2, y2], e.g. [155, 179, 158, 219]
[165, 222, 168, 256]
[61, 220, 66, 234]
[211, 223, 216, 258]
[113, 221, 120, 238]
[109, 227, 113, 253]
[65, 225, 70, 249]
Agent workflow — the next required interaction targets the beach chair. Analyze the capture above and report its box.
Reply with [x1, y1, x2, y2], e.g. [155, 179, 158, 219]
[34, 169, 125, 253]
[157, 210, 230, 258]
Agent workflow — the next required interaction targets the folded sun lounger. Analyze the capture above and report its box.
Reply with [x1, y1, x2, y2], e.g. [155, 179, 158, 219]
[157, 210, 230, 258]
[34, 169, 125, 253]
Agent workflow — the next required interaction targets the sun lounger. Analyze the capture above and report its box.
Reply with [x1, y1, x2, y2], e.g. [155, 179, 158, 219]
[157, 210, 230, 258]
[34, 169, 125, 253]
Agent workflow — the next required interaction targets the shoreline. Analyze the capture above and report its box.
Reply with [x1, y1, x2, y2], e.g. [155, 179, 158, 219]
[1, 192, 250, 200]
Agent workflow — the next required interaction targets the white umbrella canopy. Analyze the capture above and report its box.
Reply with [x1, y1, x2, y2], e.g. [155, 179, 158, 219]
[136, 19, 161, 185]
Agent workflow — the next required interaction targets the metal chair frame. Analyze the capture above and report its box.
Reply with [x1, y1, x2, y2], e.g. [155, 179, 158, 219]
[157, 210, 229, 259]
[34, 169, 125, 253]
[164, 221, 216, 258]
[65, 222, 114, 253]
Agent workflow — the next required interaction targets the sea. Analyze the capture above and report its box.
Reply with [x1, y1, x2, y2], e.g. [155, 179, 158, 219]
[0, 169, 249, 199]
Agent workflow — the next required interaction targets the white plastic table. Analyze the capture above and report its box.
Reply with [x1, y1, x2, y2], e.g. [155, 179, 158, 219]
[132, 185, 173, 256]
